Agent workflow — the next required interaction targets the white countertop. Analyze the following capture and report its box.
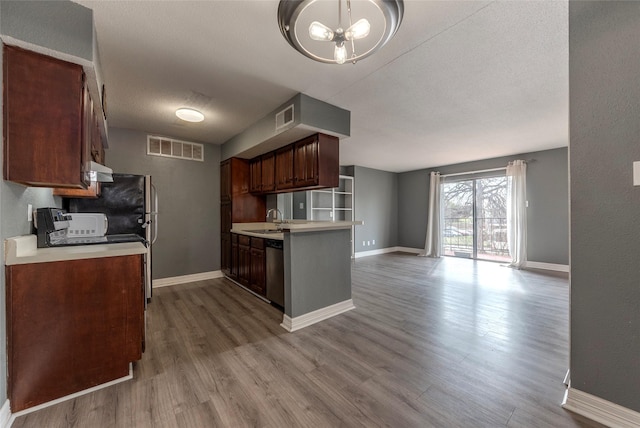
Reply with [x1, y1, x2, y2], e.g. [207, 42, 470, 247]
[231, 220, 362, 240]
[5, 235, 148, 266]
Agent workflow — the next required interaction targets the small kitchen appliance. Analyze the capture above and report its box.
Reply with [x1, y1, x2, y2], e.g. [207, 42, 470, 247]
[34, 208, 146, 248]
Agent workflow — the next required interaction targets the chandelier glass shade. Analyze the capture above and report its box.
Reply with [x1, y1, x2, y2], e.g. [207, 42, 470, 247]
[278, 0, 404, 65]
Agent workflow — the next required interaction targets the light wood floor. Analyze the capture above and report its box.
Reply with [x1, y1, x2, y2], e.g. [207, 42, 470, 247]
[13, 253, 604, 427]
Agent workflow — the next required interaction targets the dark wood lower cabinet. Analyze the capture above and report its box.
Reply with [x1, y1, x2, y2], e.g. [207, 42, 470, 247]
[230, 233, 239, 279]
[221, 232, 231, 274]
[230, 233, 266, 296]
[237, 235, 251, 287]
[250, 238, 265, 296]
[6, 255, 144, 412]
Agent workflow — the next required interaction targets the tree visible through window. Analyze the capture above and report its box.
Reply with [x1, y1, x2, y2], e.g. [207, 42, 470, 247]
[443, 176, 509, 261]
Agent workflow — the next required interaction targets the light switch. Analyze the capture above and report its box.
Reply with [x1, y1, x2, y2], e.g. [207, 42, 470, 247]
[634, 161, 640, 186]
[27, 204, 32, 222]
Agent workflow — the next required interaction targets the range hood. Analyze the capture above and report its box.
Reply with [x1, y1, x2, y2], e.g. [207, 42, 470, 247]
[221, 93, 350, 160]
[85, 161, 113, 183]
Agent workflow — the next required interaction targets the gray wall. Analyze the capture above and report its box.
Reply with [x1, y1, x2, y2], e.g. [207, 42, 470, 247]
[352, 166, 398, 253]
[105, 128, 220, 279]
[0, 1, 94, 61]
[397, 147, 569, 265]
[285, 229, 352, 317]
[569, 2, 640, 412]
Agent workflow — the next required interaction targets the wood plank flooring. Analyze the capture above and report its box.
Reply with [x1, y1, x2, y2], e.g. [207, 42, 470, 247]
[12, 253, 604, 427]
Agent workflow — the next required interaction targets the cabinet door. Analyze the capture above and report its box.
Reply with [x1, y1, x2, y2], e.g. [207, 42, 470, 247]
[3, 45, 86, 188]
[250, 239, 266, 296]
[275, 145, 295, 190]
[6, 255, 143, 412]
[249, 158, 262, 193]
[221, 201, 232, 233]
[221, 233, 231, 274]
[238, 243, 251, 286]
[261, 152, 276, 193]
[294, 136, 319, 187]
[231, 158, 250, 195]
[220, 160, 231, 202]
[230, 234, 239, 279]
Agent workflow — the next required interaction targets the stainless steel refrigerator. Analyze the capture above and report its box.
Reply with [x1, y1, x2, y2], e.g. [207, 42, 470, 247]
[65, 174, 158, 301]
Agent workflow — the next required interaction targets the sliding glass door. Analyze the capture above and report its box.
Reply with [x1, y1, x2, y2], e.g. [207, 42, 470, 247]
[443, 175, 509, 262]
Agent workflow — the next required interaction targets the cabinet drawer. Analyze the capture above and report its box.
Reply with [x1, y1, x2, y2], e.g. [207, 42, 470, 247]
[251, 237, 265, 250]
[238, 235, 251, 247]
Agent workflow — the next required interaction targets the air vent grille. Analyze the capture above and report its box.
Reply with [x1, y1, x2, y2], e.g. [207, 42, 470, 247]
[147, 135, 204, 162]
[275, 104, 294, 131]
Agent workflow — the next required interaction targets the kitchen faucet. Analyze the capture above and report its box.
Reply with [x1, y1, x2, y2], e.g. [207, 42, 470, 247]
[266, 208, 284, 230]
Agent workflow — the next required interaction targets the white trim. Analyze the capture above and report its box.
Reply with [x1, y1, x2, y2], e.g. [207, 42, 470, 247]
[0, 400, 10, 428]
[526, 261, 570, 273]
[355, 249, 570, 273]
[154, 271, 223, 288]
[281, 299, 355, 332]
[562, 388, 640, 428]
[8, 366, 133, 425]
[396, 247, 423, 254]
[441, 166, 507, 178]
[354, 246, 422, 258]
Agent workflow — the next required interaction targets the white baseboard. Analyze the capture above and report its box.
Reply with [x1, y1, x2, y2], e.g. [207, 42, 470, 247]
[154, 270, 224, 288]
[8, 365, 133, 425]
[354, 246, 421, 258]
[0, 400, 10, 428]
[281, 299, 355, 332]
[355, 249, 570, 274]
[563, 388, 640, 428]
[526, 261, 570, 273]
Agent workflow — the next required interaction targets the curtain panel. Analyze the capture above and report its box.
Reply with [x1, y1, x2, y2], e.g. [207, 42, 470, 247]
[506, 160, 527, 269]
[420, 171, 443, 258]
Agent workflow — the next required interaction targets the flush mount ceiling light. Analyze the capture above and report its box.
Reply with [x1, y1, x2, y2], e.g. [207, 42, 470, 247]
[278, 0, 403, 65]
[175, 108, 204, 123]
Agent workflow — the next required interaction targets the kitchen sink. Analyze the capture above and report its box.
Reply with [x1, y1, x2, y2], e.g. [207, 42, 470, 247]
[245, 229, 282, 234]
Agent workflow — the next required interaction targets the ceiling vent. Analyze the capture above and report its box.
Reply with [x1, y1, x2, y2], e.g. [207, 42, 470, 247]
[275, 104, 294, 131]
[147, 135, 204, 162]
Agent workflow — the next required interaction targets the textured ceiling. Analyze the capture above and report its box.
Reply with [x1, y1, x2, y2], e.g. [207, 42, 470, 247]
[73, 0, 568, 173]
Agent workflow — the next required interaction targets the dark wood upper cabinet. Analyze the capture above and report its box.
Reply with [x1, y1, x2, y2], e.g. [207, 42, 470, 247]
[275, 144, 295, 191]
[3, 45, 89, 188]
[294, 135, 320, 187]
[250, 133, 339, 194]
[220, 159, 231, 201]
[249, 157, 262, 193]
[261, 152, 276, 193]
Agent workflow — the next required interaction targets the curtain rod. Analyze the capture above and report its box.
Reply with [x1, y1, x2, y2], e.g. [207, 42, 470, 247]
[440, 166, 506, 178]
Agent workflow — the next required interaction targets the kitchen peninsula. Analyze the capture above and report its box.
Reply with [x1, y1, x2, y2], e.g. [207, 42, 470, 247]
[231, 220, 361, 331]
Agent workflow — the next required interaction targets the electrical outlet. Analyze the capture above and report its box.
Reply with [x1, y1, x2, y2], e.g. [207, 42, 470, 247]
[362, 241, 366, 246]
[372, 239, 375, 245]
[299, 202, 304, 209]
[27, 204, 33, 222]
[367, 241, 370, 246]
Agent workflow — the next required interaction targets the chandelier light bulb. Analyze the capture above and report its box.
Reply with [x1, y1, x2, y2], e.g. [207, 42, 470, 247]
[334, 43, 347, 64]
[345, 18, 371, 40]
[309, 21, 334, 41]
[278, 0, 404, 65]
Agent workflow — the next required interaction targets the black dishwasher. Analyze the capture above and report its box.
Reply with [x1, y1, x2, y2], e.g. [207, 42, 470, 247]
[266, 239, 284, 309]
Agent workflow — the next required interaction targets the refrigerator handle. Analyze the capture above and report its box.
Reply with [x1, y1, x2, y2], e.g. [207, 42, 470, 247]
[151, 183, 158, 245]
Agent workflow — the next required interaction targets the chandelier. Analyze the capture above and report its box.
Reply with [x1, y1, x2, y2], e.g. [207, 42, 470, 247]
[278, 0, 404, 65]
